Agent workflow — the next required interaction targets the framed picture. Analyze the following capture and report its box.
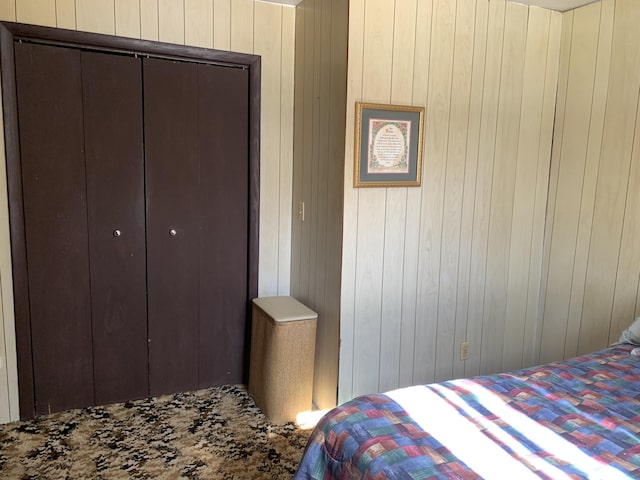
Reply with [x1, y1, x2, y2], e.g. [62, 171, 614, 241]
[354, 102, 425, 188]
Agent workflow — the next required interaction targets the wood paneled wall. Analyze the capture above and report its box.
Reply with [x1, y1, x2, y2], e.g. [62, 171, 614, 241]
[0, 84, 15, 423]
[539, 0, 640, 363]
[2, 0, 636, 422]
[290, 0, 347, 410]
[339, 0, 563, 403]
[0, 0, 295, 422]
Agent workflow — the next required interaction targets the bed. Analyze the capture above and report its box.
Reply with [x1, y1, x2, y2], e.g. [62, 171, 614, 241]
[293, 344, 640, 479]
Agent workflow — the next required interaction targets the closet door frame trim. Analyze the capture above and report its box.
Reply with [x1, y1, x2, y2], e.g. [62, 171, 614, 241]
[0, 22, 261, 420]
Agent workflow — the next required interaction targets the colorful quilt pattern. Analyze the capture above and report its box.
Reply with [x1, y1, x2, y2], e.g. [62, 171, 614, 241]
[294, 346, 640, 479]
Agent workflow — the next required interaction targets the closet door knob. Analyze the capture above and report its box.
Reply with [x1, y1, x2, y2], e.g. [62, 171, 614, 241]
[113, 229, 122, 237]
[169, 229, 177, 237]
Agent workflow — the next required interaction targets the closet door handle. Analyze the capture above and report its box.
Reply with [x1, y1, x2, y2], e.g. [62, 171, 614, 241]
[169, 229, 177, 237]
[113, 229, 122, 237]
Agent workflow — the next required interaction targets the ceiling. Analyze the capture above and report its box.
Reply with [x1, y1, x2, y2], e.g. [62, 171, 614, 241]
[259, 0, 600, 12]
[258, 0, 301, 6]
[512, 0, 600, 11]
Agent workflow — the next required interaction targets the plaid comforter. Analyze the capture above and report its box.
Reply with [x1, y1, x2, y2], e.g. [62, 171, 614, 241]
[293, 346, 640, 479]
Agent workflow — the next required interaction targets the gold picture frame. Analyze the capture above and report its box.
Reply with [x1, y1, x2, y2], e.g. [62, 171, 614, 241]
[354, 102, 425, 188]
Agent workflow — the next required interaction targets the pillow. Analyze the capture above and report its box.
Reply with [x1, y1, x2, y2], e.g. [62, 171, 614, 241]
[618, 317, 640, 346]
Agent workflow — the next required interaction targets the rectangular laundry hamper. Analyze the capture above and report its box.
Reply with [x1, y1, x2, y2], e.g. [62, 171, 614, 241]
[248, 296, 317, 424]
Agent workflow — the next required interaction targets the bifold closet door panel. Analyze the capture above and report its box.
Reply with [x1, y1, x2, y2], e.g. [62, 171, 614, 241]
[15, 43, 94, 414]
[197, 64, 249, 387]
[144, 58, 200, 396]
[82, 51, 148, 405]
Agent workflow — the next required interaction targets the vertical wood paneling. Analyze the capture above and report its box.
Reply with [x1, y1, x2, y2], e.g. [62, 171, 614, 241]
[292, 0, 347, 409]
[524, 10, 562, 367]
[540, 0, 640, 360]
[318, 0, 347, 409]
[465, 0, 505, 377]
[538, 9, 573, 362]
[351, 0, 393, 398]
[611, 92, 640, 342]
[503, 7, 551, 372]
[16, 0, 56, 26]
[242, 2, 295, 299]
[185, 0, 213, 48]
[158, 0, 184, 44]
[378, 0, 416, 394]
[297, 0, 314, 303]
[76, 0, 115, 34]
[378, 190, 406, 392]
[0, 0, 15, 21]
[0, 278, 9, 422]
[564, 0, 613, 359]
[481, 2, 527, 375]
[454, 0, 489, 380]
[0, 224, 17, 422]
[213, 0, 231, 50]
[306, 1, 321, 306]
[579, 0, 640, 354]
[310, 0, 329, 321]
[412, 0, 456, 386]
[56, 0, 76, 30]
[541, 0, 640, 361]
[254, 2, 282, 296]
[340, 0, 564, 400]
[540, 4, 600, 363]
[231, 0, 253, 54]
[279, 6, 295, 296]
[0, 2, 25, 423]
[389, 0, 416, 102]
[115, 0, 140, 38]
[290, 4, 305, 304]
[0, 76, 17, 420]
[636, 278, 640, 320]
[338, 0, 365, 402]
[398, 0, 432, 389]
[298, 0, 315, 305]
[352, 188, 386, 396]
[359, 0, 392, 103]
[435, 0, 474, 383]
[140, 0, 158, 40]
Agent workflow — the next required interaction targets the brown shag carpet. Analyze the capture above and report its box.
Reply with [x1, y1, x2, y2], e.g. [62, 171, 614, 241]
[0, 385, 311, 479]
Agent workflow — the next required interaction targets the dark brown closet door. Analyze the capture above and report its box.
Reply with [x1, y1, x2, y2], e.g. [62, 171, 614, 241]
[197, 64, 249, 387]
[15, 44, 147, 414]
[15, 43, 93, 415]
[144, 58, 200, 396]
[144, 58, 250, 395]
[82, 51, 148, 405]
